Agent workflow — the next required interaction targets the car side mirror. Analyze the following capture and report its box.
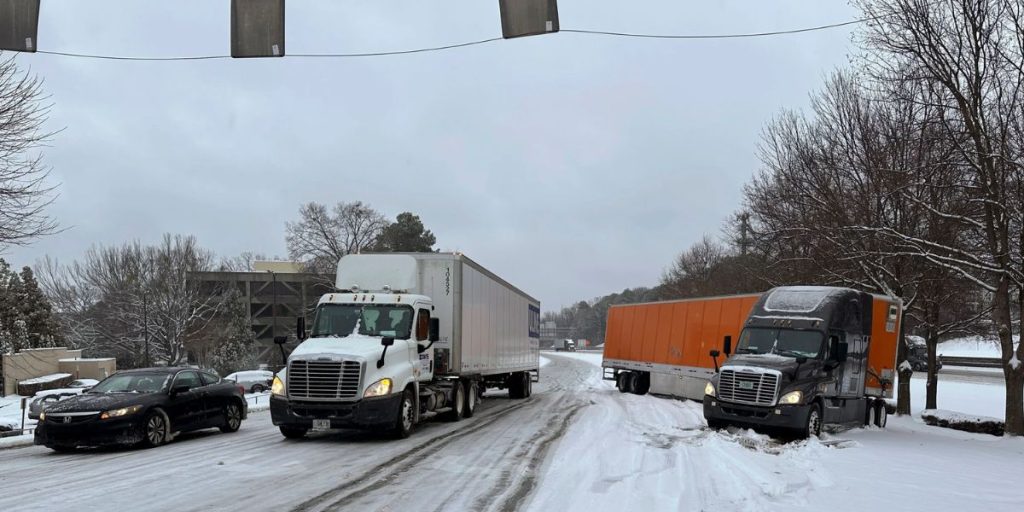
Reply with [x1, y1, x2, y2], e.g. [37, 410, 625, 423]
[723, 335, 732, 356]
[296, 316, 307, 341]
[429, 318, 440, 342]
[170, 385, 190, 396]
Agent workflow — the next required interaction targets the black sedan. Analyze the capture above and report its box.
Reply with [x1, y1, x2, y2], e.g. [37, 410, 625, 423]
[35, 367, 248, 451]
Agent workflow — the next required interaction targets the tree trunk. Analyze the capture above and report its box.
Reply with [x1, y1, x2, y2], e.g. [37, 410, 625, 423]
[926, 332, 939, 410]
[896, 313, 911, 415]
[994, 279, 1021, 435]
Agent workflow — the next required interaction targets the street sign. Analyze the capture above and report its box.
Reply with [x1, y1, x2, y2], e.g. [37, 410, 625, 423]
[231, 0, 285, 58]
[498, 0, 559, 39]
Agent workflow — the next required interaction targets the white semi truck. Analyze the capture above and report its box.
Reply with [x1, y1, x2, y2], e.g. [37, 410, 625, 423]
[270, 253, 540, 439]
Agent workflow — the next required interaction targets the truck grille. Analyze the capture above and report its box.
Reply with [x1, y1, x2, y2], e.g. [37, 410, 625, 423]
[288, 360, 363, 400]
[718, 369, 780, 406]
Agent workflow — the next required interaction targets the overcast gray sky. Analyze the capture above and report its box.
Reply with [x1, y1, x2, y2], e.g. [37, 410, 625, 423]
[3, 0, 859, 311]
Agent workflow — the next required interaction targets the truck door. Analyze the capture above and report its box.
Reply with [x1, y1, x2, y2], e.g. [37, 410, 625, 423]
[415, 307, 435, 381]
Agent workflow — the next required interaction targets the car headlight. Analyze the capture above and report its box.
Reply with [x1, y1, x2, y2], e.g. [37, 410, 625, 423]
[704, 381, 716, 397]
[779, 391, 803, 405]
[271, 375, 285, 396]
[99, 405, 142, 420]
[364, 378, 393, 398]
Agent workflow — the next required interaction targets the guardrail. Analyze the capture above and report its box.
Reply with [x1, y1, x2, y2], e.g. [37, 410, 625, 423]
[940, 356, 1002, 368]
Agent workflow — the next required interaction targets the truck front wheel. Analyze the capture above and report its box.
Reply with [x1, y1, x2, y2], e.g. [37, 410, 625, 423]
[391, 388, 416, 439]
[801, 403, 822, 438]
[279, 426, 307, 440]
[873, 400, 888, 428]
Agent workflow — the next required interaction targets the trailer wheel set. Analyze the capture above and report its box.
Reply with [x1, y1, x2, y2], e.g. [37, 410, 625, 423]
[614, 371, 650, 396]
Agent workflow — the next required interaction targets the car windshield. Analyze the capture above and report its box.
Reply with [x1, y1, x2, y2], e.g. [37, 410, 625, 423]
[89, 373, 170, 394]
[311, 304, 414, 340]
[735, 328, 824, 358]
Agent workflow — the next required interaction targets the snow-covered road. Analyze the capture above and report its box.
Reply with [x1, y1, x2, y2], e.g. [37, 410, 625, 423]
[1, 353, 1021, 512]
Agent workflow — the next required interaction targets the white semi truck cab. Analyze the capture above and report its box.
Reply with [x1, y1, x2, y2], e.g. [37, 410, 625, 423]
[270, 253, 540, 439]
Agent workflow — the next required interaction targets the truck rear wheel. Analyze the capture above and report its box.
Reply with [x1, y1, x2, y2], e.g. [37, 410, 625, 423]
[464, 380, 479, 418]
[446, 381, 466, 421]
[874, 400, 888, 428]
[524, 373, 533, 398]
[632, 372, 650, 395]
[616, 372, 629, 393]
[508, 372, 528, 399]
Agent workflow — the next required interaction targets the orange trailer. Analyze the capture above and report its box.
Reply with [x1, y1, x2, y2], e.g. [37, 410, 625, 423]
[602, 286, 901, 437]
[602, 294, 761, 399]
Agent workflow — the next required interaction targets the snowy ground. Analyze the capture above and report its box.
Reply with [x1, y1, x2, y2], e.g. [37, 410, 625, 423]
[938, 335, 1020, 357]
[1, 354, 1021, 511]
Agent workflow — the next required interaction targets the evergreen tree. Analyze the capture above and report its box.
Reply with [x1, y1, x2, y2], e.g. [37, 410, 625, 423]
[373, 212, 436, 253]
[18, 266, 60, 348]
[209, 288, 259, 375]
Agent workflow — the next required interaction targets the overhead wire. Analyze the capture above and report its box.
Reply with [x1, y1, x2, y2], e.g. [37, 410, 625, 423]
[25, 15, 868, 62]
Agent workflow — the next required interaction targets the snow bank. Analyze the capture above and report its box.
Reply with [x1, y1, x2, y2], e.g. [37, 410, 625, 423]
[0, 433, 33, 449]
[921, 409, 1004, 436]
[906, 375, 1005, 419]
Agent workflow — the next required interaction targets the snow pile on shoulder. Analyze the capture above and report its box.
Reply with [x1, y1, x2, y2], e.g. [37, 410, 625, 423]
[921, 409, 1004, 436]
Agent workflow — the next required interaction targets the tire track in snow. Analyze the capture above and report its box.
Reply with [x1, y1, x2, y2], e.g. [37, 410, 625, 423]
[289, 399, 533, 512]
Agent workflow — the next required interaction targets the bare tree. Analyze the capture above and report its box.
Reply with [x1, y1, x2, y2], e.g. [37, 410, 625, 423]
[0, 55, 58, 249]
[285, 201, 388, 273]
[856, 0, 1024, 434]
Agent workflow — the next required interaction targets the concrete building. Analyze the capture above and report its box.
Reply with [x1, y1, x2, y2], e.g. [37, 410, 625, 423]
[1, 348, 116, 396]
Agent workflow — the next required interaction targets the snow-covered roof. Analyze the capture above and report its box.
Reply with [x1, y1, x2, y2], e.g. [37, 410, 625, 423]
[19, 373, 71, 385]
[763, 287, 840, 313]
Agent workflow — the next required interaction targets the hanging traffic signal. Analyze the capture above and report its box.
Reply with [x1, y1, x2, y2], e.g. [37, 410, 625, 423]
[0, 0, 40, 52]
[498, 0, 559, 39]
[231, 0, 285, 58]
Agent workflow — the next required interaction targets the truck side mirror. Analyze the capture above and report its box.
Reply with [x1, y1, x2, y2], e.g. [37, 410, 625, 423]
[296, 316, 306, 341]
[709, 349, 721, 373]
[273, 335, 288, 345]
[381, 337, 395, 347]
[723, 336, 732, 356]
[429, 318, 440, 342]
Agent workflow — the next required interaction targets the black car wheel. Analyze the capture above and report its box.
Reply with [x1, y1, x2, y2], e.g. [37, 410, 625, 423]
[220, 402, 243, 433]
[141, 410, 168, 448]
[251, 384, 266, 393]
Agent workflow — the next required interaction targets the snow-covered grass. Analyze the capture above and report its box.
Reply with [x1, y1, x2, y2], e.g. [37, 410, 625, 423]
[938, 335, 1020, 357]
[907, 375, 1005, 419]
[244, 391, 271, 412]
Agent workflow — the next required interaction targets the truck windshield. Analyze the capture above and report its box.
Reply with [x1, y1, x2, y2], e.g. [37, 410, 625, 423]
[311, 304, 414, 340]
[735, 328, 823, 358]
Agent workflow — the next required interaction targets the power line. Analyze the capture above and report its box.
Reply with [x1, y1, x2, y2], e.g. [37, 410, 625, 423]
[25, 17, 864, 62]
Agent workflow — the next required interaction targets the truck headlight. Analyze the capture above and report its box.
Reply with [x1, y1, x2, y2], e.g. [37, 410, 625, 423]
[100, 405, 142, 420]
[39, 412, 45, 421]
[779, 391, 803, 405]
[271, 375, 286, 396]
[704, 382, 716, 396]
[364, 378, 393, 398]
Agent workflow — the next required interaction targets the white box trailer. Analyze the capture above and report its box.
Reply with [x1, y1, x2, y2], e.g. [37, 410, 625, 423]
[270, 253, 540, 439]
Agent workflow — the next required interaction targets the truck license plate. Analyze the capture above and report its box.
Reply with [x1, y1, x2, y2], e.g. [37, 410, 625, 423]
[739, 381, 755, 390]
[312, 419, 331, 432]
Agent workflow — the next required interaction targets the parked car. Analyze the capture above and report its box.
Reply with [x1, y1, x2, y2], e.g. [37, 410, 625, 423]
[68, 379, 99, 389]
[34, 367, 247, 451]
[224, 370, 274, 393]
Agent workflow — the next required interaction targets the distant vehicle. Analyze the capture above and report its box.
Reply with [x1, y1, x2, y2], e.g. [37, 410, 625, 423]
[554, 339, 576, 352]
[906, 338, 941, 371]
[68, 379, 99, 389]
[34, 367, 247, 451]
[224, 370, 274, 393]
[271, 253, 539, 440]
[603, 286, 901, 438]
